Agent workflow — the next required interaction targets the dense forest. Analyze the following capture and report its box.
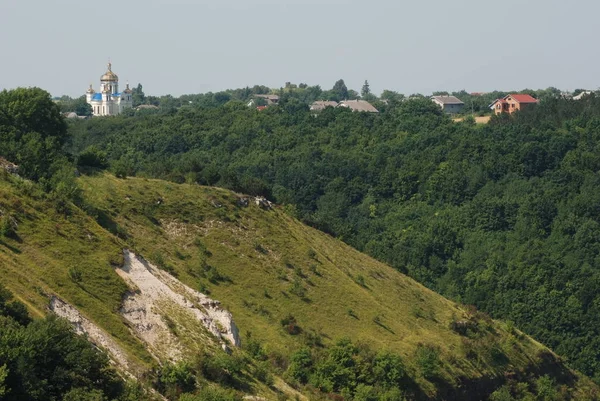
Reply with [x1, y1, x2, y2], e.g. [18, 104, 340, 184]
[61, 92, 600, 384]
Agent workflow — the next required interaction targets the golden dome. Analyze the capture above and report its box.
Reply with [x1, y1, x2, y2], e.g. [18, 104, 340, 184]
[100, 62, 118, 82]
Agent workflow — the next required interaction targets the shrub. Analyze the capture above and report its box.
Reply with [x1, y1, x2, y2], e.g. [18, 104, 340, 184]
[205, 265, 227, 284]
[77, 146, 109, 170]
[196, 351, 244, 387]
[68, 267, 83, 283]
[287, 347, 313, 384]
[373, 351, 406, 387]
[281, 314, 302, 335]
[289, 278, 306, 298]
[245, 336, 267, 361]
[254, 361, 273, 385]
[380, 388, 407, 401]
[353, 384, 378, 401]
[302, 330, 324, 347]
[156, 362, 196, 398]
[489, 386, 514, 401]
[415, 344, 441, 379]
[0, 214, 16, 238]
[253, 241, 268, 254]
[449, 319, 478, 336]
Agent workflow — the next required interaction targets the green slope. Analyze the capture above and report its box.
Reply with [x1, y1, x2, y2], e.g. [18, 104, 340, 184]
[0, 171, 598, 400]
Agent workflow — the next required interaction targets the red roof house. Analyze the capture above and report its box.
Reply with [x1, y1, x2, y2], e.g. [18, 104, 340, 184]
[490, 94, 538, 115]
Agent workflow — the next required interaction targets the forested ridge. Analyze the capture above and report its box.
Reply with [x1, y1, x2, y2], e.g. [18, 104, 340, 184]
[65, 95, 600, 382]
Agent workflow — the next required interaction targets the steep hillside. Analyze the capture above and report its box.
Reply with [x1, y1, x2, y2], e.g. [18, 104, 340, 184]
[1, 170, 598, 400]
[67, 95, 600, 381]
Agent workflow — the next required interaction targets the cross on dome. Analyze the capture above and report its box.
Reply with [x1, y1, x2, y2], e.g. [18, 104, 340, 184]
[101, 61, 118, 82]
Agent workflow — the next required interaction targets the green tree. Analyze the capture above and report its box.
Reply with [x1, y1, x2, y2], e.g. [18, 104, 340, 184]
[361, 80, 372, 99]
[332, 79, 349, 101]
[132, 83, 145, 106]
[77, 145, 109, 170]
[288, 347, 313, 383]
[360, 80, 377, 102]
[380, 90, 404, 104]
[73, 96, 93, 116]
[0, 87, 68, 181]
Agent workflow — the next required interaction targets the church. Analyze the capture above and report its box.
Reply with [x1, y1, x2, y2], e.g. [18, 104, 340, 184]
[86, 62, 133, 116]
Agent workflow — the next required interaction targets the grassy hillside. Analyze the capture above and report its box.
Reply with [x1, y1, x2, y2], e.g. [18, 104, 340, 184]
[1, 170, 598, 399]
[0, 171, 153, 370]
[78, 174, 597, 399]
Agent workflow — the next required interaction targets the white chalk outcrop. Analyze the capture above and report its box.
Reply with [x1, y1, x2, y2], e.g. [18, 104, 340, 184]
[50, 296, 132, 372]
[116, 250, 240, 360]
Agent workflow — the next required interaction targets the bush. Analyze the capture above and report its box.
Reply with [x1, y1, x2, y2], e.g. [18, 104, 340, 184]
[196, 351, 244, 387]
[280, 314, 302, 335]
[245, 336, 267, 361]
[380, 388, 407, 401]
[489, 386, 514, 401]
[287, 347, 313, 384]
[415, 344, 441, 379]
[353, 384, 378, 401]
[68, 267, 83, 283]
[289, 277, 306, 298]
[449, 319, 478, 336]
[77, 146, 109, 170]
[0, 214, 16, 238]
[254, 361, 274, 385]
[373, 351, 406, 387]
[354, 274, 366, 288]
[156, 362, 196, 399]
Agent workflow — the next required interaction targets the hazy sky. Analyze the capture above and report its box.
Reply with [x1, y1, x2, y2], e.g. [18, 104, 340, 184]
[1, 0, 598, 97]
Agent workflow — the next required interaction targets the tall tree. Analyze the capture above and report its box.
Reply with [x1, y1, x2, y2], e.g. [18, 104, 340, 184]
[73, 96, 93, 116]
[132, 83, 145, 107]
[361, 80, 371, 98]
[0, 87, 68, 181]
[332, 79, 349, 101]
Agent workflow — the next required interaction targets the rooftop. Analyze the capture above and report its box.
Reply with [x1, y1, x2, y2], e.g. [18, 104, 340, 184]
[255, 94, 279, 100]
[338, 99, 379, 113]
[507, 94, 538, 103]
[431, 95, 464, 105]
[310, 100, 339, 111]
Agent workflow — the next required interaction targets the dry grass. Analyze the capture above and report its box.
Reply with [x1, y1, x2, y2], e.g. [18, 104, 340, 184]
[453, 115, 491, 124]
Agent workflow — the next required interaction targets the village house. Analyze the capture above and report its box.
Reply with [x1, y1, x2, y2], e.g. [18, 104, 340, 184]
[338, 99, 379, 113]
[490, 94, 538, 115]
[431, 95, 465, 114]
[573, 91, 593, 100]
[309, 100, 338, 112]
[247, 94, 280, 107]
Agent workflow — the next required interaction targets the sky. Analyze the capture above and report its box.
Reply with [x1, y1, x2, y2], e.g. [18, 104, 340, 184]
[0, 0, 598, 98]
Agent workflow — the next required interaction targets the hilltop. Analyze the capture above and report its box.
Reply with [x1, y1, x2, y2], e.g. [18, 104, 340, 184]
[0, 170, 597, 400]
